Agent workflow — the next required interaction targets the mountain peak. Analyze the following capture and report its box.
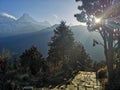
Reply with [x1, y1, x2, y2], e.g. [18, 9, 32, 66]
[17, 13, 37, 23]
[22, 13, 30, 18]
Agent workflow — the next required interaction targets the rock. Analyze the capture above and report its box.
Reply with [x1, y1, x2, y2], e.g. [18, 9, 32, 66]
[37, 71, 102, 90]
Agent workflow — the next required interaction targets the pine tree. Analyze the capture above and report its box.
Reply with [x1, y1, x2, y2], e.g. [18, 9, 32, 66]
[0, 49, 11, 90]
[20, 46, 43, 75]
[70, 42, 92, 71]
[47, 21, 75, 73]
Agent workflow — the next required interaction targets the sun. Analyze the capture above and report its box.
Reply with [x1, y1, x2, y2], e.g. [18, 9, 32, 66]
[95, 18, 101, 23]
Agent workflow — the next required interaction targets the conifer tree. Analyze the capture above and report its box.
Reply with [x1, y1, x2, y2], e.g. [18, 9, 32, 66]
[47, 21, 75, 72]
[20, 46, 43, 75]
[70, 42, 92, 71]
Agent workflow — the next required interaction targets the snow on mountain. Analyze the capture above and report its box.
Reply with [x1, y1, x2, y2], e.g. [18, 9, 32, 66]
[0, 13, 51, 34]
[0, 13, 16, 23]
[1, 13, 17, 20]
[17, 13, 37, 24]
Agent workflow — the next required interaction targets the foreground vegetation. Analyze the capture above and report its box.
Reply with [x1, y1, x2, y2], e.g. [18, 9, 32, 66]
[0, 21, 120, 90]
[0, 22, 93, 90]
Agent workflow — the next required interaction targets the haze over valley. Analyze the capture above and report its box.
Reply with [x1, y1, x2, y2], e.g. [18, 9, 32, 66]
[0, 13, 104, 60]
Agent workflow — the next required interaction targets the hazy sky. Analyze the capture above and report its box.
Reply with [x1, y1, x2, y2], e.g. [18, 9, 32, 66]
[0, 0, 81, 25]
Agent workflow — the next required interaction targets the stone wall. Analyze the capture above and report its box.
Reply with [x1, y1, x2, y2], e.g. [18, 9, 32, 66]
[34, 71, 102, 90]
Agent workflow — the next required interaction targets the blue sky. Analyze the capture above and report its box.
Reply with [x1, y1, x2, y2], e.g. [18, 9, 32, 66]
[0, 0, 81, 25]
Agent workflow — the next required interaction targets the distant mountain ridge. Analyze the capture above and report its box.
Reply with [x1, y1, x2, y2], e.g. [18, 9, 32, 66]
[0, 13, 51, 34]
[0, 24, 105, 60]
[0, 13, 105, 60]
[17, 13, 38, 23]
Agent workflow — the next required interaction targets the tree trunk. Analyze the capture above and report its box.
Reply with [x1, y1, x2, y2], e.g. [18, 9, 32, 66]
[106, 49, 114, 85]
[102, 27, 114, 88]
[104, 31, 114, 89]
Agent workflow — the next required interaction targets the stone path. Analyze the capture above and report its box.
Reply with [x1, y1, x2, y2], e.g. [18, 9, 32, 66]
[37, 71, 102, 90]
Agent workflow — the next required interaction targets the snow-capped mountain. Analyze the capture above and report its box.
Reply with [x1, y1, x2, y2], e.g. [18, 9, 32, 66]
[17, 13, 38, 24]
[0, 13, 51, 34]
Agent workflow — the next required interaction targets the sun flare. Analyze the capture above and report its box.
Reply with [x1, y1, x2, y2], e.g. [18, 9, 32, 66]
[95, 18, 101, 23]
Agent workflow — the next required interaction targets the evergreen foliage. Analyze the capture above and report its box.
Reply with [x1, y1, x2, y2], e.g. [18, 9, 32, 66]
[47, 21, 75, 74]
[47, 21, 93, 80]
[20, 46, 43, 75]
[69, 42, 92, 71]
[0, 22, 94, 89]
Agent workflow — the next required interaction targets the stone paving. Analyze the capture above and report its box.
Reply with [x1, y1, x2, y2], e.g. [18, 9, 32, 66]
[40, 71, 102, 90]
